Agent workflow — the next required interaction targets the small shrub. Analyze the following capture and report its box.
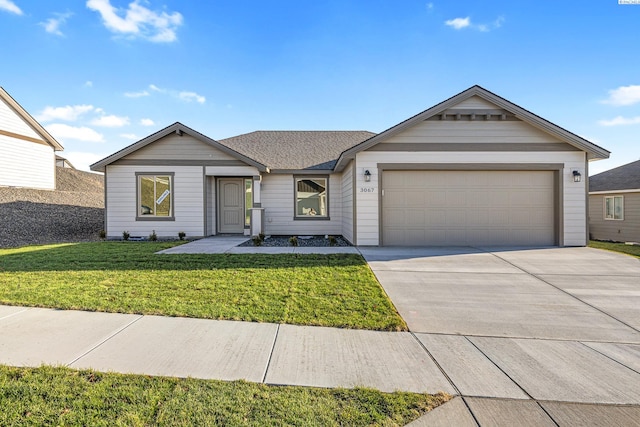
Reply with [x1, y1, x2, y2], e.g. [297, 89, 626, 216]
[259, 233, 266, 241]
[149, 230, 158, 241]
[178, 231, 186, 241]
[328, 235, 337, 246]
[122, 231, 130, 241]
[99, 230, 106, 240]
[289, 236, 298, 247]
[252, 236, 263, 246]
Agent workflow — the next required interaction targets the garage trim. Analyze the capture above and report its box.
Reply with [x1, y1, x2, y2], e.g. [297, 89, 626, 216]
[377, 163, 564, 246]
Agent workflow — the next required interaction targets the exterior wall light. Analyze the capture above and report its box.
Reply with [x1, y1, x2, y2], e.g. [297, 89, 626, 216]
[572, 170, 582, 182]
[364, 170, 371, 182]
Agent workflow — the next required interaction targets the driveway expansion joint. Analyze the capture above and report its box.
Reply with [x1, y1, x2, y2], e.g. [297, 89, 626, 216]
[486, 250, 640, 335]
[0, 306, 30, 321]
[409, 332, 461, 396]
[578, 341, 640, 376]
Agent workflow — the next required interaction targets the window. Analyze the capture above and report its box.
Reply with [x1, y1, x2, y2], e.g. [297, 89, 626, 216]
[137, 174, 173, 219]
[295, 177, 328, 219]
[604, 196, 623, 220]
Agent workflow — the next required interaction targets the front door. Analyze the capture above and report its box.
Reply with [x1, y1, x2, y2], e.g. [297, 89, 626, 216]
[218, 178, 244, 233]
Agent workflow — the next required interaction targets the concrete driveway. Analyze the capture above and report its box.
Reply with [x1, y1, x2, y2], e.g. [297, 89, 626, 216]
[360, 246, 640, 426]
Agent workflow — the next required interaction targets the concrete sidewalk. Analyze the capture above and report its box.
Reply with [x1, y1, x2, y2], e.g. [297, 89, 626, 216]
[0, 305, 453, 394]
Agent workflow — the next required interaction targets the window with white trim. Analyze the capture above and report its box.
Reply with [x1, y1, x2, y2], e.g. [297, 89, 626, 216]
[137, 174, 173, 218]
[604, 195, 623, 220]
[295, 177, 328, 219]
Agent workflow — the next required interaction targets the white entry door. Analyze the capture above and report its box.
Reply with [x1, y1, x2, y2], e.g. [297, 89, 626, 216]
[218, 178, 244, 233]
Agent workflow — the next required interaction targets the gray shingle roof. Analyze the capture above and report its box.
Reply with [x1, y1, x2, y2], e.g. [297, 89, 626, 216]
[590, 159, 640, 192]
[219, 131, 376, 170]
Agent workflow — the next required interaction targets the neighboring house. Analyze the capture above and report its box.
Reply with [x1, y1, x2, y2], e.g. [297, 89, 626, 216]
[0, 87, 63, 190]
[56, 155, 76, 169]
[589, 159, 640, 243]
[91, 85, 609, 246]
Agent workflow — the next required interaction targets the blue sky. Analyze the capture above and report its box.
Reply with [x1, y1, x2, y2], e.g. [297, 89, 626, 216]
[1, 0, 638, 173]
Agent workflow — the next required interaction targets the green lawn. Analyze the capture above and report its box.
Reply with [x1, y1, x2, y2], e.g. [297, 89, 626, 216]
[0, 242, 406, 331]
[0, 365, 448, 426]
[589, 240, 640, 258]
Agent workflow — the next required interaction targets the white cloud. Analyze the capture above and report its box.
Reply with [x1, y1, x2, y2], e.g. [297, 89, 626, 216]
[445, 15, 504, 32]
[598, 116, 640, 126]
[46, 123, 104, 142]
[124, 90, 149, 98]
[120, 133, 139, 140]
[445, 17, 470, 30]
[149, 84, 164, 92]
[91, 114, 130, 127]
[602, 85, 640, 106]
[63, 151, 108, 172]
[179, 91, 206, 104]
[40, 12, 73, 36]
[0, 0, 22, 15]
[37, 105, 95, 122]
[140, 118, 154, 126]
[426, 2, 434, 11]
[86, 0, 183, 43]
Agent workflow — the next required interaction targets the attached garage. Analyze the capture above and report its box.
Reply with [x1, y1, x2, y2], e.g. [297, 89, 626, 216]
[381, 169, 557, 246]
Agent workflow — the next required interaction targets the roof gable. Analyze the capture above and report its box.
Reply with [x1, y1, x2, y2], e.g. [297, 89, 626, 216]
[90, 122, 268, 172]
[0, 87, 63, 151]
[590, 159, 640, 192]
[334, 85, 610, 170]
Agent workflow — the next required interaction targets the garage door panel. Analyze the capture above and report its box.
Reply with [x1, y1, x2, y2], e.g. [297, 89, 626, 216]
[382, 170, 555, 246]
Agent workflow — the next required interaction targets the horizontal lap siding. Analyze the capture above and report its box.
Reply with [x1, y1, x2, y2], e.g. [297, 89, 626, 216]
[125, 134, 237, 160]
[0, 135, 55, 189]
[589, 192, 640, 243]
[261, 174, 342, 235]
[341, 161, 354, 243]
[384, 121, 565, 144]
[106, 165, 204, 238]
[0, 99, 41, 139]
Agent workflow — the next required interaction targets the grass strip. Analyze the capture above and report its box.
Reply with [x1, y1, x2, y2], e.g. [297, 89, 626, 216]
[589, 240, 640, 258]
[0, 365, 448, 426]
[0, 242, 406, 331]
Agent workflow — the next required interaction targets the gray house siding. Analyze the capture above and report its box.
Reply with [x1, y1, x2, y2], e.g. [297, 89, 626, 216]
[589, 192, 640, 243]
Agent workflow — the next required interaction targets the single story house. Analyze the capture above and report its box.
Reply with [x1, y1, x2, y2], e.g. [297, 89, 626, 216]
[589, 159, 640, 243]
[91, 85, 610, 246]
[0, 87, 63, 190]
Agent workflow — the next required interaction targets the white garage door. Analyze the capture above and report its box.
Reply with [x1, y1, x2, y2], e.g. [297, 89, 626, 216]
[382, 170, 556, 246]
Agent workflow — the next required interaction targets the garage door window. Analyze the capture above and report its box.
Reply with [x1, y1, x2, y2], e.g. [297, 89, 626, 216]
[604, 196, 623, 220]
[294, 177, 328, 219]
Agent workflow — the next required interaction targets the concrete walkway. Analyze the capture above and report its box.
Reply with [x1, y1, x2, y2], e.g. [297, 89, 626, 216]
[157, 235, 360, 254]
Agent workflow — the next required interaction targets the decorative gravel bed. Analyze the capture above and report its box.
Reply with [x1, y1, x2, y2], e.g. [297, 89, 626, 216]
[239, 235, 352, 247]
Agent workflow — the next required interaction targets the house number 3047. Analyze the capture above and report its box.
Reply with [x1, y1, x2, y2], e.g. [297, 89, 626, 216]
[359, 187, 375, 193]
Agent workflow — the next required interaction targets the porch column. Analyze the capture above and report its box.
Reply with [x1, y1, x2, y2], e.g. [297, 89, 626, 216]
[250, 175, 264, 236]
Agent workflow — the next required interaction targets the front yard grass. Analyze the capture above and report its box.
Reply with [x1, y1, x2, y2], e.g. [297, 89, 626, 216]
[0, 365, 448, 426]
[589, 240, 640, 258]
[0, 242, 406, 331]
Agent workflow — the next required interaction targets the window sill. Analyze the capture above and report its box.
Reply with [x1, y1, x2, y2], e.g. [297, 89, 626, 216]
[136, 216, 175, 221]
[294, 216, 331, 221]
[604, 218, 624, 221]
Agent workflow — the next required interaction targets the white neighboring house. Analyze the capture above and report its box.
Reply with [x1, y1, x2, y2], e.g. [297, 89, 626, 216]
[91, 86, 610, 246]
[0, 87, 63, 190]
